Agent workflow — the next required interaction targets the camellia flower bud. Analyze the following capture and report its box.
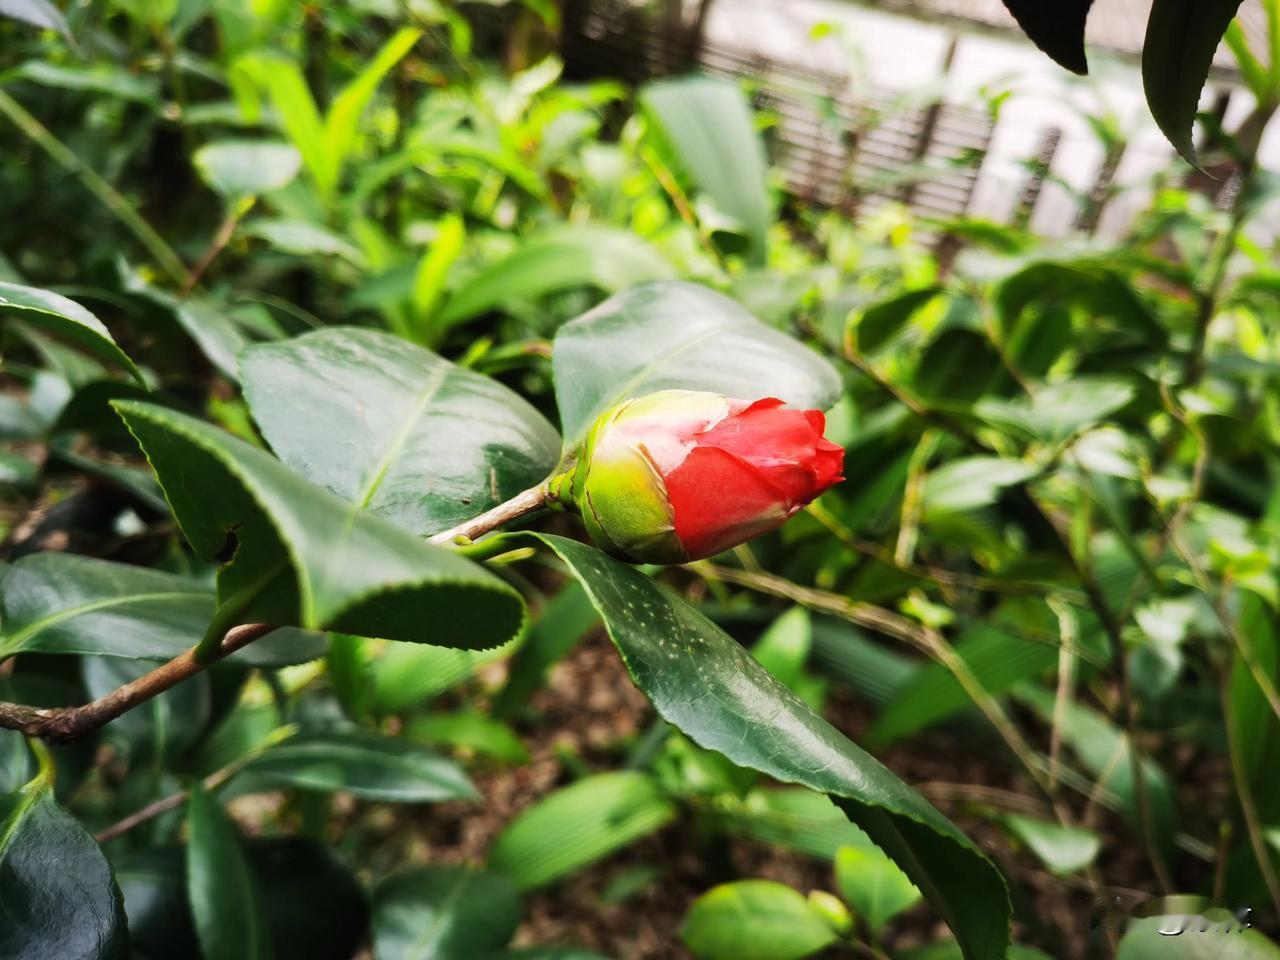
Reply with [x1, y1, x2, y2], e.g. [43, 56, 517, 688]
[551, 389, 844, 563]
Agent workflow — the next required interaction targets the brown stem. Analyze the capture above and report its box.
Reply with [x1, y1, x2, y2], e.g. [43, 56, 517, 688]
[427, 484, 548, 545]
[0, 623, 277, 744]
[181, 202, 250, 298]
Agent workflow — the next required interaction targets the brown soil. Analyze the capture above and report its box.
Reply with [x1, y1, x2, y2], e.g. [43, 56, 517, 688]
[341, 625, 1240, 960]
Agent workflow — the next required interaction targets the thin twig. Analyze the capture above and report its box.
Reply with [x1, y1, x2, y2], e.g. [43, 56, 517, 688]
[95, 723, 297, 843]
[0, 623, 275, 744]
[0, 487, 551, 744]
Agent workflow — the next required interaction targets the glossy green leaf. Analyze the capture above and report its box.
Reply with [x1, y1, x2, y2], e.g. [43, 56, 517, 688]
[998, 0, 1094, 73]
[242, 729, 477, 801]
[406, 711, 530, 765]
[437, 226, 674, 329]
[193, 141, 302, 201]
[642, 76, 770, 263]
[0, 281, 143, 383]
[113, 401, 525, 648]
[680, 880, 837, 960]
[922, 458, 1039, 515]
[1002, 814, 1101, 875]
[552, 281, 842, 445]
[525, 534, 1011, 960]
[488, 771, 676, 890]
[1143, 0, 1245, 162]
[242, 327, 560, 536]
[834, 843, 922, 933]
[0, 765, 128, 960]
[244, 219, 365, 263]
[186, 784, 271, 960]
[1117, 917, 1279, 958]
[372, 865, 521, 960]
[0, 552, 326, 665]
[119, 839, 368, 960]
[332, 634, 519, 717]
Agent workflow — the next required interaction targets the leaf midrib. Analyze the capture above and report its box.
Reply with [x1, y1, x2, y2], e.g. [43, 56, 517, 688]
[354, 361, 451, 509]
[1, 591, 206, 655]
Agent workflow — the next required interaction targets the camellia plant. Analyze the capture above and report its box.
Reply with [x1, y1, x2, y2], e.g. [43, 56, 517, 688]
[2, 2, 1280, 960]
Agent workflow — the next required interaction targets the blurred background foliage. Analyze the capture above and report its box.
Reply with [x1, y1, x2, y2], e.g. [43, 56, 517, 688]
[1, 1, 1279, 958]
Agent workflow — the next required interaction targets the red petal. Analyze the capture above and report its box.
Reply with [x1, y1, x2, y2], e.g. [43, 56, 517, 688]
[664, 446, 790, 559]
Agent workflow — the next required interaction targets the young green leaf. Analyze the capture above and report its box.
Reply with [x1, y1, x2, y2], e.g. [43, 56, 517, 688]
[241, 327, 560, 537]
[680, 880, 838, 960]
[437, 225, 674, 330]
[372, 865, 521, 960]
[1143, 0, 1246, 163]
[552, 281, 841, 445]
[193, 140, 302, 201]
[834, 844, 922, 934]
[642, 77, 771, 264]
[488, 772, 677, 890]
[1001, 814, 1102, 875]
[0, 762, 129, 960]
[114, 400, 526, 648]
[524, 534, 1011, 960]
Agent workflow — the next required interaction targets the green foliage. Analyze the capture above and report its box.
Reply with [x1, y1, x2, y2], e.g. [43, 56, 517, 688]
[0, 3, 1278, 959]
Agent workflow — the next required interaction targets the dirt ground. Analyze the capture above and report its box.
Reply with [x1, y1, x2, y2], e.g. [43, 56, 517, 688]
[338, 627, 1239, 960]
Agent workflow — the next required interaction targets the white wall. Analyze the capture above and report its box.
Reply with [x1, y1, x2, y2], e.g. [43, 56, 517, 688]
[702, 0, 1280, 240]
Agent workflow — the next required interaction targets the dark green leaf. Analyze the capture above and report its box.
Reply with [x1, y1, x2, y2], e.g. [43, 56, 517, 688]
[999, 1, 1094, 74]
[186, 784, 271, 960]
[0, 553, 326, 665]
[372, 865, 521, 960]
[438, 226, 674, 329]
[119, 839, 368, 960]
[0, 281, 143, 384]
[114, 401, 525, 649]
[84, 655, 212, 761]
[853, 287, 944, 354]
[248, 837, 370, 960]
[1143, 0, 1245, 162]
[242, 729, 477, 801]
[0, 764, 129, 960]
[680, 880, 837, 960]
[488, 771, 676, 890]
[552, 281, 841, 445]
[242, 327, 560, 536]
[900, 941, 1052, 960]
[525, 534, 1011, 960]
